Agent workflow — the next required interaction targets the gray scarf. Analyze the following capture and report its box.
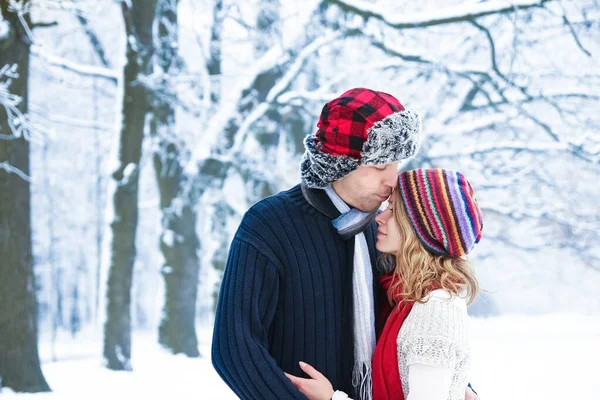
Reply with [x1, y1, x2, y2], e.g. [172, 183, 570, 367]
[324, 186, 377, 400]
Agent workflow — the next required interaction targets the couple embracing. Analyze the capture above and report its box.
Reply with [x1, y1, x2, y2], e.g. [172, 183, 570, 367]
[212, 88, 483, 400]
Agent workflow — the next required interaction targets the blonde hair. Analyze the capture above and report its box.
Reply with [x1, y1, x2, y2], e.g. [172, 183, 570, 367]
[383, 188, 479, 306]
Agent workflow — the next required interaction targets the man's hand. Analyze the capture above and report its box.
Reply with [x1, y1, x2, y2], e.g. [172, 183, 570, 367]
[465, 385, 480, 400]
[285, 361, 335, 400]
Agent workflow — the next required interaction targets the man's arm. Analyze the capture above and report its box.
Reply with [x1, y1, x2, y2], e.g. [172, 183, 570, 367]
[211, 238, 307, 400]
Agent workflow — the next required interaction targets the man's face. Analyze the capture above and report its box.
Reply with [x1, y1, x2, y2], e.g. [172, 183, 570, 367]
[332, 163, 399, 212]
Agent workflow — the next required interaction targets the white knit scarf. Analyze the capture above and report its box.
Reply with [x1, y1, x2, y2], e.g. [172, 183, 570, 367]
[324, 186, 376, 400]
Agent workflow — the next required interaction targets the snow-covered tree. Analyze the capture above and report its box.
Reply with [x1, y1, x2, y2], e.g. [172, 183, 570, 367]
[150, 0, 201, 357]
[103, 0, 157, 371]
[0, 0, 50, 392]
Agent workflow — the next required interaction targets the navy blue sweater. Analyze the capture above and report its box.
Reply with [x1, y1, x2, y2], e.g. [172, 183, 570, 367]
[212, 184, 380, 400]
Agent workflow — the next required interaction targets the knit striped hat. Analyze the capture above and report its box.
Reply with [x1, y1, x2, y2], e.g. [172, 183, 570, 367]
[398, 168, 483, 258]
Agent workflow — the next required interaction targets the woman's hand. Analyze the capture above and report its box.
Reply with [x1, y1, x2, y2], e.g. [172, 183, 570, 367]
[285, 361, 335, 400]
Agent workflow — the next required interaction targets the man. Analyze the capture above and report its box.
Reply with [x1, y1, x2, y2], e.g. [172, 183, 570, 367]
[212, 88, 478, 400]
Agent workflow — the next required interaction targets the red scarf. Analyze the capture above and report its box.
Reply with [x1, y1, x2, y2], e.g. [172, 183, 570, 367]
[372, 274, 413, 400]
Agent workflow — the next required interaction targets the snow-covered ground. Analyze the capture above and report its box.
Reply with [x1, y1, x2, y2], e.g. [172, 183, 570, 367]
[2, 314, 599, 399]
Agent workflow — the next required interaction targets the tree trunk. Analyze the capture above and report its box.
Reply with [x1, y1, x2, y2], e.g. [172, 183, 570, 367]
[102, 0, 156, 371]
[154, 164, 201, 357]
[207, 0, 223, 104]
[244, 0, 283, 198]
[204, 0, 285, 311]
[150, 0, 200, 357]
[0, 1, 50, 392]
[255, 0, 281, 57]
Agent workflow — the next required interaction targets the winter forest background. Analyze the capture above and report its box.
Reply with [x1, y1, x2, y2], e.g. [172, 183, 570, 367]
[1, 0, 599, 399]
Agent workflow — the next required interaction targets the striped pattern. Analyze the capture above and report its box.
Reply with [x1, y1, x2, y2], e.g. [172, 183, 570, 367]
[398, 169, 483, 258]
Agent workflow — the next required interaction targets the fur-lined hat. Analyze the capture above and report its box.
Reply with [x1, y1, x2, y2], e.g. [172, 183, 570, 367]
[300, 88, 421, 188]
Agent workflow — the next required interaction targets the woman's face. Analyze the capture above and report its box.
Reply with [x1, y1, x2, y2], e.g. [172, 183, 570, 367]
[375, 191, 401, 254]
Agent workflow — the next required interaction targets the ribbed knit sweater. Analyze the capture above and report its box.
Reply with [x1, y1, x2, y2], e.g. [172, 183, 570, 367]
[211, 184, 381, 400]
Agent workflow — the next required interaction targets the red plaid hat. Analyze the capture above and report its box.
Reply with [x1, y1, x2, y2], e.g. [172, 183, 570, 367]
[301, 88, 421, 188]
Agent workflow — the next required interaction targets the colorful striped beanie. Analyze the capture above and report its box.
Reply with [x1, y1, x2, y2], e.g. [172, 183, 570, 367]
[397, 168, 483, 258]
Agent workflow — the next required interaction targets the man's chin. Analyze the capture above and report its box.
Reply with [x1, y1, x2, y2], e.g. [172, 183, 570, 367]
[369, 202, 384, 213]
[357, 203, 381, 213]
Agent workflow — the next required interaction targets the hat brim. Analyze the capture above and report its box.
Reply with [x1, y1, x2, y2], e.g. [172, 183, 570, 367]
[300, 135, 360, 188]
[361, 109, 422, 166]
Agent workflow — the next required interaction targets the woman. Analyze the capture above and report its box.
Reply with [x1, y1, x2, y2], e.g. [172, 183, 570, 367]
[286, 168, 483, 400]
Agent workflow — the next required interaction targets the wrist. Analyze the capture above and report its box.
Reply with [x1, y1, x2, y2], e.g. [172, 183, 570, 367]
[331, 390, 348, 400]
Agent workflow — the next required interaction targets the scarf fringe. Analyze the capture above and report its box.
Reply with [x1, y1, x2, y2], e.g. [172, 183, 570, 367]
[352, 362, 373, 400]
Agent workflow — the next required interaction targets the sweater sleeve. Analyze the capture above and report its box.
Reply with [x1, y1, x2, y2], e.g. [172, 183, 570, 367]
[406, 364, 453, 400]
[399, 294, 468, 370]
[211, 238, 307, 400]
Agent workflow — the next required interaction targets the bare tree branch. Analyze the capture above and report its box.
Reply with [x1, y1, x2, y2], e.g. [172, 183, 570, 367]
[30, 21, 58, 28]
[553, 1, 593, 57]
[30, 46, 118, 82]
[0, 161, 31, 182]
[328, 0, 554, 30]
[362, 19, 600, 166]
[76, 14, 111, 67]
[470, 20, 505, 81]
[561, 12, 592, 57]
[0, 64, 31, 140]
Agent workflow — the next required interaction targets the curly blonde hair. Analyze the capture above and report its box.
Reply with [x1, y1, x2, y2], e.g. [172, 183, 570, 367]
[383, 187, 479, 306]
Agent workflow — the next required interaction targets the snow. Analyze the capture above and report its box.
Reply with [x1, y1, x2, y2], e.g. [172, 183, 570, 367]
[120, 163, 138, 186]
[0, 17, 9, 41]
[1, 315, 598, 399]
[428, 141, 565, 158]
[469, 314, 600, 399]
[161, 229, 175, 247]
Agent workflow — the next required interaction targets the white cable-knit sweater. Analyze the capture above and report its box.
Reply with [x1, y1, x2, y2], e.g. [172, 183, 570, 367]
[333, 289, 470, 400]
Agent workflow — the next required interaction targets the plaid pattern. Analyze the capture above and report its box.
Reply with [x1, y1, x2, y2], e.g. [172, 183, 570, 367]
[316, 88, 404, 160]
[301, 87, 421, 188]
[398, 169, 483, 258]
